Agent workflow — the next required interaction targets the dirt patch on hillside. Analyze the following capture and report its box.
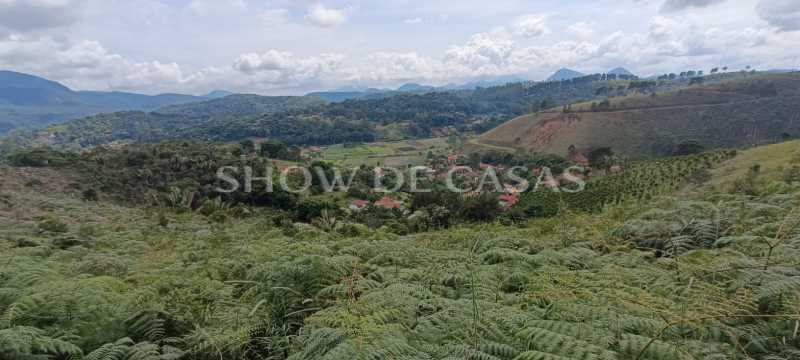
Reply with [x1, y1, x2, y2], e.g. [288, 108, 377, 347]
[524, 114, 582, 152]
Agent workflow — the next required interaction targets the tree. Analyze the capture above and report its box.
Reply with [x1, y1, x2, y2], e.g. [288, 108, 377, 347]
[673, 140, 705, 156]
[588, 147, 615, 170]
[462, 193, 501, 221]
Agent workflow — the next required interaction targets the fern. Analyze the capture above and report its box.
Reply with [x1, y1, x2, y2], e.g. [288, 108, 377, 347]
[0, 326, 81, 359]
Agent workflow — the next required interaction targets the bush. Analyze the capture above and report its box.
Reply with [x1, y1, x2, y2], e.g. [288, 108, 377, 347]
[38, 216, 69, 233]
[82, 188, 99, 201]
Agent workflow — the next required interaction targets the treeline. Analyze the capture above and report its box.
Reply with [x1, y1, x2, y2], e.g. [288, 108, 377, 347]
[2, 74, 668, 152]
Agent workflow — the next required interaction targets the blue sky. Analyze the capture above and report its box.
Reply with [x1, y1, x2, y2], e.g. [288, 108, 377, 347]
[0, 0, 798, 95]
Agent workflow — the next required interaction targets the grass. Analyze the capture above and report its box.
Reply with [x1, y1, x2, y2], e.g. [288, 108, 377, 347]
[709, 139, 800, 186]
[478, 73, 800, 158]
[319, 137, 450, 167]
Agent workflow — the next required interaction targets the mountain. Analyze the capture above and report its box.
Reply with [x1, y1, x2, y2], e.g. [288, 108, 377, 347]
[308, 77, 529, 102]
[304, 90, 399, 102]
[397, 83, 436, 92]
[204, 90, 235, 99]
[547, 68, 586, 82]
[0, 70, 205, 134]
[478, 73, 800, 158]
[4, 74, 629, 152]
[608, 67, 634, 76]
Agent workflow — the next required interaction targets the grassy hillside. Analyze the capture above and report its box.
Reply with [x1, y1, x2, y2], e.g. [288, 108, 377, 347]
[479, 73, 800, 158]
[1, 139, 800, 359]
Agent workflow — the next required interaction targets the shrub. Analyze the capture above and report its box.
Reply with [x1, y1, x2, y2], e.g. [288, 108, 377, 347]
[38, 216, 69, 233]
[82, 188, 99, 201]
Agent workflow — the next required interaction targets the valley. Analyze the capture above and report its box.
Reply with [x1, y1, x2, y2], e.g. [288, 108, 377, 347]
[2, 44, 800, 360]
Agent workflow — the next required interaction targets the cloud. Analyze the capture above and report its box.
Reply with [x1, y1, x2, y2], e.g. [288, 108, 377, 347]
[568, 22, 596, 38]
[187, 0, 246, 16]
[513, 15, 550, 38]
[0, 35, 196, 92]
[444, 32, 515, 75]
[660, 0, 727, 12]
[352, 52, 440, 83]
[404, 17, 423, 24]
[233, 49, 345, 84]
[757, 0, 800, 32]
[0, 0, 86, 32]
[305, 3, 347, 27]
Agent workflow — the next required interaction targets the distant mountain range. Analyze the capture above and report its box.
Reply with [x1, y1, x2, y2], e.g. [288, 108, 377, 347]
[0, 70, 237, 134]
[307, 76, 528, 102]
[546, 67, 636, 82]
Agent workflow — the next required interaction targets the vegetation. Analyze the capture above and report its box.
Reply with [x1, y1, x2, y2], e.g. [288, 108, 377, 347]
[1, 73, 685, 153]
[0, 70, 204, 134]
[479, 73, 800, 158]
[1, 140, 800, 359]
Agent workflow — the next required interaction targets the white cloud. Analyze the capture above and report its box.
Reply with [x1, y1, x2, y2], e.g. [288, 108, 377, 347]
[305, 3, 347, 27]
[187, 0, 246, 16]
[0, 0, 798, 95]
[233, 49, 345, 85]
[0, 35, 195, 92]
[568, 22, 596, 38]
[660, 0, 728, 12]
[351, 52, 440, 83]
[513, 15, 550, 38]
[0, 0, 86, 32]
[757, 0, 800, 32]
[444, 32, 515, 75]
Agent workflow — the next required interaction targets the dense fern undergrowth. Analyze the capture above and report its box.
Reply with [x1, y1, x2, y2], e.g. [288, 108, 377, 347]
[2, 143, 800, 359]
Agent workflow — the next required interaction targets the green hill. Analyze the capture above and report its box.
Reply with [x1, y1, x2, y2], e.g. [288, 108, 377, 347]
[0, 70, 204, 134]
[1, 137, 799, 359]
[2, 74, 687, 152]
[479, 73, 800, 158]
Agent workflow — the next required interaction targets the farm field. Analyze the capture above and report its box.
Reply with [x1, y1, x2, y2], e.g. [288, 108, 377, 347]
[318, 137, 451, 167]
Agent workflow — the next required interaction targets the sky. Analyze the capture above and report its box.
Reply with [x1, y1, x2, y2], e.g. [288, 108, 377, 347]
[0, 0, 798, 95]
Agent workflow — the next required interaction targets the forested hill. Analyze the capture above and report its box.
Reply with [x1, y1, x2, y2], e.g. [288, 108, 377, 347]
[479, 72, 800, 158]
[1, 74, 673, 151]
[156, 94, 327, 118]
[0, 70, 205, 134]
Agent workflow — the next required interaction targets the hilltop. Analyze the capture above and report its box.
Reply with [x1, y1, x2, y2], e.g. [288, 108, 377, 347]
[547, 68, 585, 81]
[478, 72, 800, 158]
[0, 70, 207, 134]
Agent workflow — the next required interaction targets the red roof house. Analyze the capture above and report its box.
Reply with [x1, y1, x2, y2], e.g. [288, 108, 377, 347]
[374, 196, 403, 209]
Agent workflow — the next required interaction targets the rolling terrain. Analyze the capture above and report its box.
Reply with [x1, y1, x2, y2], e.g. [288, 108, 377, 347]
[0, 73, 686, 153]
[0, 70, 211, 134]
[479, 73, 800, 158]
[1, 137, 799, 359]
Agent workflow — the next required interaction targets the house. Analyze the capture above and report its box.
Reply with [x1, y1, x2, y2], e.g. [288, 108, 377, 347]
[374, 196, 403, 210]
[447, 154, 460, 164]
[569, 152, 589, 167]
[498, 193, 519, 210]
[349, 199, 371, 211]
